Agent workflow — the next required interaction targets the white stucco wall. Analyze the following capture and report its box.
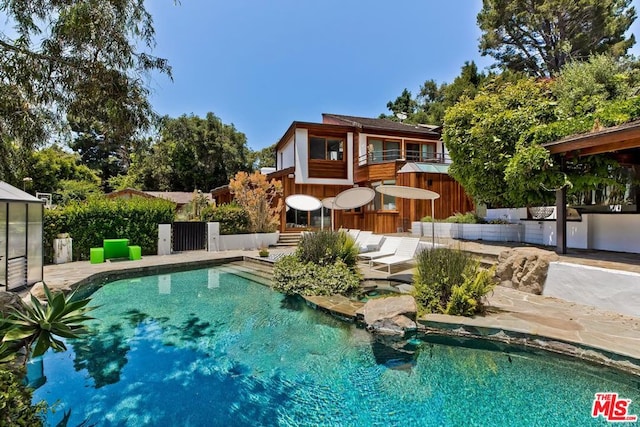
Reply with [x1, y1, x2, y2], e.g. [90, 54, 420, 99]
[485, 208, 528, 223]
[294, 128, 308, 182]
[278, 135, 295, 169]
[588, 214, 640, 253]
[359, 133, 367, 165]
[544, 262, 640, 318]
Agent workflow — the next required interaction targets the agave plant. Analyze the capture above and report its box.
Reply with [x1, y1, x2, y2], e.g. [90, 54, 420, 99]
[2, 284, 95, 359]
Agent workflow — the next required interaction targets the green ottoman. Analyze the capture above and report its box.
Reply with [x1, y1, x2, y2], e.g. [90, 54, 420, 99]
[128, 245, 142, 261]
[90, 247, 104, 264]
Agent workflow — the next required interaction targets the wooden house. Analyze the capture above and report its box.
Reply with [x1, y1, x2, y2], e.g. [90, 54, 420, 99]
[214, 114, 473, 234]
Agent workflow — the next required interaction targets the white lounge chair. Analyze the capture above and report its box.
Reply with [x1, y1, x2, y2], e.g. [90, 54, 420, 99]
[354, 231, 372, 251]
[358, 236, 402, 265]
[360, 233, 385, 253]
[347, 229, 360, 240]
[370, 237, 421, 273]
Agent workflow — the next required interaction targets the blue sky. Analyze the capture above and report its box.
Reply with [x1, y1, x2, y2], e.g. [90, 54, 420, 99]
[146, 0, 640, 151]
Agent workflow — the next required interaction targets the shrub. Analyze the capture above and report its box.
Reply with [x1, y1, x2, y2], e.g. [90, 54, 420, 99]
[444, 212, 483, 223]
[43, 196, 175, 262]
[272, 255, 360, 296]
[445, 268, 496, 316]
[413, 248, 494, 316]
[0, 367, 46, 426]
[201, 203, 251, 234]
[296, 230, 358, 270]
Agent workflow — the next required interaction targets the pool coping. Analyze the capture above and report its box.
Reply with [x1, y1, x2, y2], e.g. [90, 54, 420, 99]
[40, 252, 640, 378]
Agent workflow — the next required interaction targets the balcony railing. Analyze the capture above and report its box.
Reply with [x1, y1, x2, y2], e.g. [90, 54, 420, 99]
[359, 149, 451, 165]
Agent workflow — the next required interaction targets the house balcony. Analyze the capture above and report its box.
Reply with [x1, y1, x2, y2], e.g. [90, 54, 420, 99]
[358, 149, 452, 165]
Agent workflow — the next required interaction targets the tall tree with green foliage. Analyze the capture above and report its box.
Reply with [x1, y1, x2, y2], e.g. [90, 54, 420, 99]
[0, 0, 172, 184]
[130, 113, 252, 191]
[477, 0, 636, 77]
[382, 62, 488, 126]
[444, 78, 558, 206]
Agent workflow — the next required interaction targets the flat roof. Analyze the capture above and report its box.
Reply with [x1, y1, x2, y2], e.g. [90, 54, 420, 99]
[0, 181, 43, 203]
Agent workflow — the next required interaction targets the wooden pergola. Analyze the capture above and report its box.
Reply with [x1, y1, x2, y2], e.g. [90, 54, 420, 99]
[542, 120, 640, 253]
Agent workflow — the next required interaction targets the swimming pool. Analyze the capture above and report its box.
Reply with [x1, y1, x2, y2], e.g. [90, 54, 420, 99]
[32, 266, 640, 426]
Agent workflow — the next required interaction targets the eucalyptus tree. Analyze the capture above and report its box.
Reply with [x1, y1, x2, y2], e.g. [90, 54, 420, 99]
[0, 0, 172, 182]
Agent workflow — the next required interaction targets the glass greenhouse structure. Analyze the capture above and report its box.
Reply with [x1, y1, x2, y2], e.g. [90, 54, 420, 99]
[0, 181, 43, 291]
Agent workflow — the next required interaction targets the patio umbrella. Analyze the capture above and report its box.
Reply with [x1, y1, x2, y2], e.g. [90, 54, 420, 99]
[333, 187, 376, 209]
[285, 195, 322, 228]
[321, 197, 336, 230]
[333, 187, 376, 232]
[376, 185, 440, 247]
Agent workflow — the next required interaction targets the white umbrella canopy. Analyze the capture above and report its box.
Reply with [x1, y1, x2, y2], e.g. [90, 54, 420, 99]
[334, 187, 376, 209]
[375, 185, 440, 247]
[376, 185, 440, 201]
[285, 194, 322, 211]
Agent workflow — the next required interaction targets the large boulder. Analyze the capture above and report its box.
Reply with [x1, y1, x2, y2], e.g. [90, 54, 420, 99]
[356, 295, 417, 335]
[495, 247, 559, 294]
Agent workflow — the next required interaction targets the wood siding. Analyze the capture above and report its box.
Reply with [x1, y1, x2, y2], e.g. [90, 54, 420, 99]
[308, 159, 347, 179]
[396, 172, 474, 221]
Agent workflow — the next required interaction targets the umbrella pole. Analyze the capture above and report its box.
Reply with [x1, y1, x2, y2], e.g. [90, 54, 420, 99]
[321, 208, 324, 230]
[431, 198, 435, 249]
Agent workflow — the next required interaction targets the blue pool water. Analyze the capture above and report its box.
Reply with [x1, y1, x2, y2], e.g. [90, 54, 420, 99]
[32, 266, 640, 426]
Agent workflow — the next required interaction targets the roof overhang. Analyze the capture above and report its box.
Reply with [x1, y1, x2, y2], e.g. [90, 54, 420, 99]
[542, 120, 640, 157]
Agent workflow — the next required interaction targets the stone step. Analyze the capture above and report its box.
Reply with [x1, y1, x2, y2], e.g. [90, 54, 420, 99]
[218, 263, 272, 287]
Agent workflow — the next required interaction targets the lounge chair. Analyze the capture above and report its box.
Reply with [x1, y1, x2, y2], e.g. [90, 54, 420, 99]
[370, 237, 421, 274]
[354, 231, 372, 250]
[360, 233, 384, 253]
[347, 229, 360, 240]
[358, 236, 402, 266]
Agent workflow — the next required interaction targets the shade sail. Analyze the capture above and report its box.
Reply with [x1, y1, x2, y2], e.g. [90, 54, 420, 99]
[376, 185, 440, 200]
[285, 194, 322, 211]
[334, 187, 376, 209]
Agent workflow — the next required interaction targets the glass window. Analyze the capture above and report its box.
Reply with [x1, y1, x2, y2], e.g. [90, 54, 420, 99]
[27, 204, 42, 284]
[422, 144, 435, 160]
[368, 140, 383, 162]
[8, 202, 26, 259]
[309, 136, 344, 160]
[372, 180, 396, 210]
[309, 137, 326, 159]
[385, 141, 400, 160]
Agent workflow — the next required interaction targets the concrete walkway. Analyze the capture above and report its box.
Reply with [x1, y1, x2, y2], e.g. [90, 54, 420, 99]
[40, 245, 640, 375]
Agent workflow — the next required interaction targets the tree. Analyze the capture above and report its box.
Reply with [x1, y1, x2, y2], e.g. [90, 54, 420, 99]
[228, 171, 283, 233]
[128, 113, 252, 191]
[250, 143, 276, 169]
[383, 88, 417, 119]
[478, 0, 636, 77]
[443, 78, 558, 206]
[0, 0, 172, 181]
[25, 145, 101, 194]
[382, 62, 488, 126]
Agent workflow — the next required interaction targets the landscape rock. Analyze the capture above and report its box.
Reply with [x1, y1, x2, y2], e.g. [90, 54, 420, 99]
[0, 291, 23, 316]
[356, 295, 417, 335]
[495, 247, 559, 294]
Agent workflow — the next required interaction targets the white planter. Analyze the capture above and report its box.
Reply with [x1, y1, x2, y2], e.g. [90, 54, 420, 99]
[411, 221, 423, 237]
[53, 237, 72, 264]
[422, 222, 459, 239]
[217, 232, 279, 251]
[461, 224, 482, 240]
[480, 224, 523, 242]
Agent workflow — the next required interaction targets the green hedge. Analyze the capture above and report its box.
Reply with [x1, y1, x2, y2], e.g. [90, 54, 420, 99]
[200, 203, 251, 235]
[272, 255, 360, 296]
[44, 197, 175, 262]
